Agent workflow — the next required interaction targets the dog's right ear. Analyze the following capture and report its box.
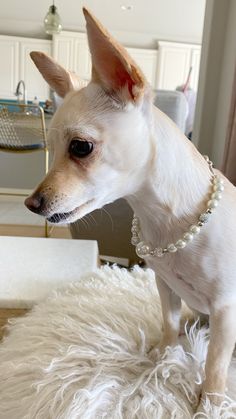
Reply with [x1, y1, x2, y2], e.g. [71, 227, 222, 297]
[30, 51, 85, 98]
[83, 8, 147, 103]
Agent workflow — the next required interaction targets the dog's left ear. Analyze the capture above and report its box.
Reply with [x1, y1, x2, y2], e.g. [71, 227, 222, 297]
[30, 52, 87, 98]
[83, 8, 147, 103]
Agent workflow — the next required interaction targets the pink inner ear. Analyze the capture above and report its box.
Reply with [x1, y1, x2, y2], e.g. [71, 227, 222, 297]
[95, 52, 136, 99]
[116, 67, 135, 99]
[84, 8, 146, 101]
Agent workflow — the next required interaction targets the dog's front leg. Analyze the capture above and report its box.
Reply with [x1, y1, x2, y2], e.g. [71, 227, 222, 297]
[199, 304, 236, 408]
[156, 277, 182, 351]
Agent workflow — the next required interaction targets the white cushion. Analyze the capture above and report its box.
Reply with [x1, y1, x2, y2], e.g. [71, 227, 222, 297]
[0, 266, 235, 418]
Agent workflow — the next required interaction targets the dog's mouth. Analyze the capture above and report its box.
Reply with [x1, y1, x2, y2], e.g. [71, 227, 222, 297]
[47, 199, 94, 224]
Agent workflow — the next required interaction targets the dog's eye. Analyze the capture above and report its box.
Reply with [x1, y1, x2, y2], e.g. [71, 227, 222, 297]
[69, 138, 93, 158]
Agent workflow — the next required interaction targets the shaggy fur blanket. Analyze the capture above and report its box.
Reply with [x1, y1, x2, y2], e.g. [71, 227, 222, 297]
[0, 266, 236, 418]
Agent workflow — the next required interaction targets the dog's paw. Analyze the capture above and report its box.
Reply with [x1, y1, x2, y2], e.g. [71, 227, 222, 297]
[147, 338, 178, 362]
[194, 394, 225, 418]
[194, 398, 207, 418]
[148, 345, 161, 362]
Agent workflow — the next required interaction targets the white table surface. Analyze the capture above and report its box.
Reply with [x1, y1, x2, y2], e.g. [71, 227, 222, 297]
[0, 236, 99, 308]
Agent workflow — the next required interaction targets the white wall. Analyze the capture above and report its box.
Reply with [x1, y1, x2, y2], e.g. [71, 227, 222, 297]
[211, 0, 236, 166]
[0, 0, 206, 48]
[193, 0, 236, 168]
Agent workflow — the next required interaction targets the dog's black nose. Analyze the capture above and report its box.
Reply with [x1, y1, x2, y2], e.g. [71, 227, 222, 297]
[25, 193, 45, 215]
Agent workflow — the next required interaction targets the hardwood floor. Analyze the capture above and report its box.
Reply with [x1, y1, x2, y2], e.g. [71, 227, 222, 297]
[0, 223, 71, 238]
[0, 308, 28, 340]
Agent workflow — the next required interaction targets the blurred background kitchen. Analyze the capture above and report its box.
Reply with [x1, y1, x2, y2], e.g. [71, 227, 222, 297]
[0, 0, 235, 265]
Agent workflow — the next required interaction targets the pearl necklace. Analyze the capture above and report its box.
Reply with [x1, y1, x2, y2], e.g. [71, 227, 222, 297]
[131, 156, 224, 259]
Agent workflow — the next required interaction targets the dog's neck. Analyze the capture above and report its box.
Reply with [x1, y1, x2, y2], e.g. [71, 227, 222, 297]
[126, 106, 212, 246]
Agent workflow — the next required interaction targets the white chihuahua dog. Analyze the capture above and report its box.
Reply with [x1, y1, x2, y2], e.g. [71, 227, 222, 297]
[25, 8, 236, 409]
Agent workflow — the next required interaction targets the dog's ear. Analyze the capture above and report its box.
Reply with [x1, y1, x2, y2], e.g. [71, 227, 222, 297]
[30, 51, 86, 98]
[83, 8, 147, 103]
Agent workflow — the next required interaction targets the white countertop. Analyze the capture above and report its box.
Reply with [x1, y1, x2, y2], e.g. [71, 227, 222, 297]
[0, 193, 68, 227]
[0, 236, 99, 308]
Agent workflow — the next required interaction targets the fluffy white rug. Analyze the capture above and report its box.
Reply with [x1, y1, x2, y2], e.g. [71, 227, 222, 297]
[0, 266, 236, 419]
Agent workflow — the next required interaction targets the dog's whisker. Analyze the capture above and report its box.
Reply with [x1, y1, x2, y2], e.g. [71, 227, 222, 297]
[101, 207, 114, 231]
[81, 215, 90, 230]
[87, 213, 97, 227]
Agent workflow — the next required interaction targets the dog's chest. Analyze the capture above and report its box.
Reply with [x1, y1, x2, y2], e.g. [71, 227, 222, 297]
[148, 256, 211, 314]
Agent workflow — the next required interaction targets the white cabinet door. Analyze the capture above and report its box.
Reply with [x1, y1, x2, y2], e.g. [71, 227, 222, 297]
[156, 42, 192, 90]
[0, 36, 19, 99]
[20, 39, 52, 102]
[73, 35, 91, 81]
[53, 31, 91, 81]
[127, 48, 158, 88]
[53, 34, 74, 70]
[156, 41, 201, 91]
[0, 35, 52, 101]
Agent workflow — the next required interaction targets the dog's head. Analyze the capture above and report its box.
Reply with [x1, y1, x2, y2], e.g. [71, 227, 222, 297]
[25, 8, 154, 224]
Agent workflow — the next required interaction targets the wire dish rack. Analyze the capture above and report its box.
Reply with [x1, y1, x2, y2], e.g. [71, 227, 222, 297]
[0, 102, 47, 152]
[0, 101, 49, 237]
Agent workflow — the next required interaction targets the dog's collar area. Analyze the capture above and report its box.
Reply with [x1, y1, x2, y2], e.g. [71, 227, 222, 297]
[131, 156, 224, 259]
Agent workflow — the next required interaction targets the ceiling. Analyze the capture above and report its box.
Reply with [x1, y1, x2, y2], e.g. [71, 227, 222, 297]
[0, 0, 206, 47]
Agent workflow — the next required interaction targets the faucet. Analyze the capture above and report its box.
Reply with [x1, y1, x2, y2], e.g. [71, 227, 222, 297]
[15, 80, 27, 104]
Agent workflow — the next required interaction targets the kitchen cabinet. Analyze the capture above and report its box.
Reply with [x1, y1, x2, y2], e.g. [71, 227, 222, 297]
[53, 32, 201, 92]
[0, 35, 52, 101]
[53, 31, 91, 81]
[0, 32, 201, 101]
[20, 38, 52, 101]
[156, 41, 201, 91]
[52, 32, 74, 72]
[126, 47, 158, 87]
[0, 37, 19, 100]
[53, 31, 158, 87]
[73, 35, 92, 80]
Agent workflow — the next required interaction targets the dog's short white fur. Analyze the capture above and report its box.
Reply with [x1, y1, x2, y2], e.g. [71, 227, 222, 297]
[25, 8, 236, 410]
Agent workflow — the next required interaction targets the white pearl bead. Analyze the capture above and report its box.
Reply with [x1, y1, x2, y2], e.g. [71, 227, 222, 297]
[131, 236, 140, 245]
[199, 212, 210, 223]
[213, 177, 224, 185]
[213, 184, 224, 192]
[189, 225, 201, 234]
[131, 226, 139, 234]
[183, 232, 194, 242]
[167, 243, 177, 253]
[207, 199, 218, 209]
[154, 247, 164, 257]
[132, 218, 139, 226]
[211, 191, 222, 200]
[175, 239, 187, 249]
[136, 241, 151, 258]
